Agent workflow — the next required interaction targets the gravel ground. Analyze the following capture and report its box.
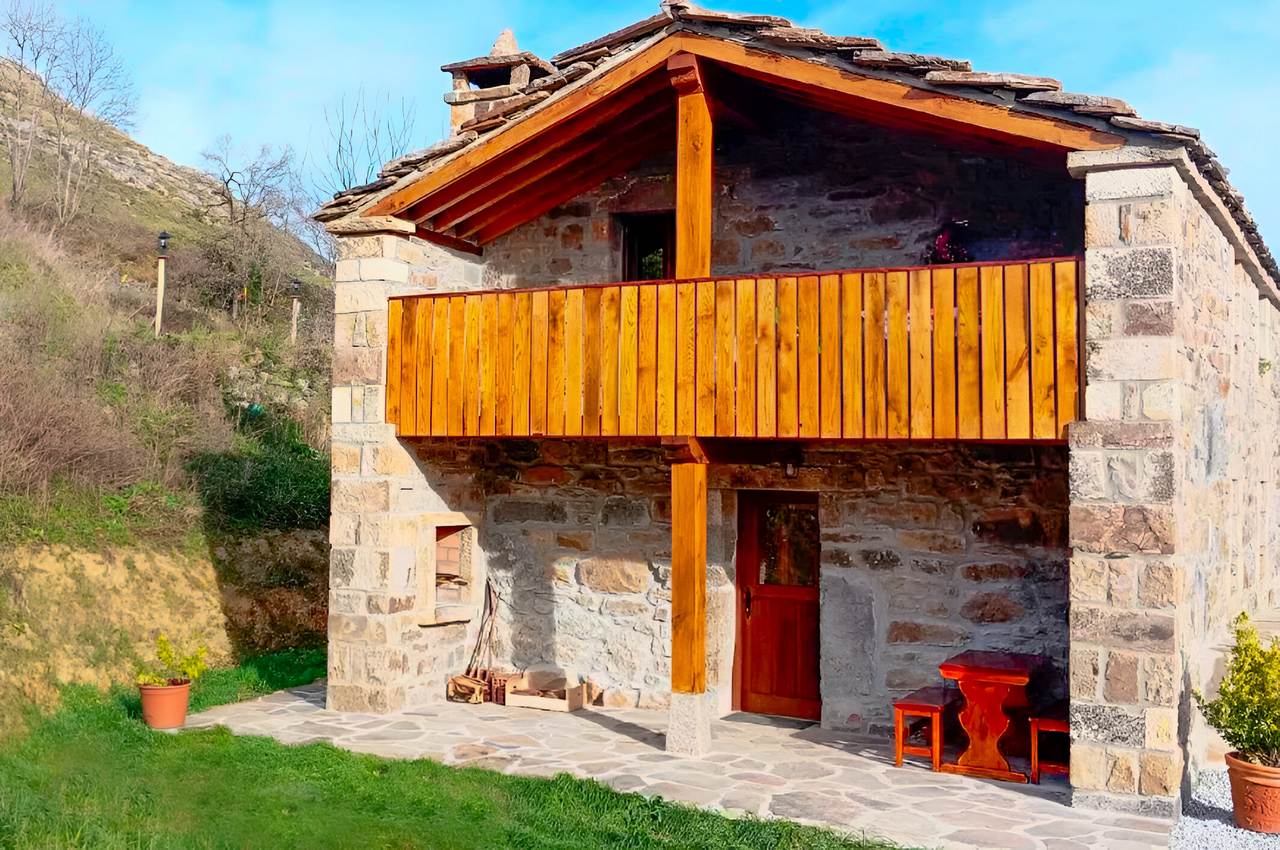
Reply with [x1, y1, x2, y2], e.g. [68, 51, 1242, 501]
[1171, 770, 1280, 849]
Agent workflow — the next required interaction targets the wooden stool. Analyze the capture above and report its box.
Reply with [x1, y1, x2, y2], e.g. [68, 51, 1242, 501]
[1030, 700, 1070, 784]
[893, 686, 959, 772]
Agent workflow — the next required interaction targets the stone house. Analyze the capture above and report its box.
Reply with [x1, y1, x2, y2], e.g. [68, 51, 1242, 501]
[315, 2, 1280, 818]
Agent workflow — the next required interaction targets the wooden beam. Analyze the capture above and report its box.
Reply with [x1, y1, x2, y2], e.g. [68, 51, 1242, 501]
[671, 460, 707, 695]
[412, 226, 483, 256]
[669, 53, 713, 281]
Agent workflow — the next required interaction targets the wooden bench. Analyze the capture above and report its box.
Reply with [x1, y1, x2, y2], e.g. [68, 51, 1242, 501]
[893, 686, 960, 772]
[1030, 699, 1069, 784]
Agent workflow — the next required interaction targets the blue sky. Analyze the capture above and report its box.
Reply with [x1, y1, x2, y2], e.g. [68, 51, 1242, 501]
[58, 0, 1280, 245]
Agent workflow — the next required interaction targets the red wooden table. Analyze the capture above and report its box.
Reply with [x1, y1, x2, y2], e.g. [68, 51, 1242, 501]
[938, 650, 1045, 783]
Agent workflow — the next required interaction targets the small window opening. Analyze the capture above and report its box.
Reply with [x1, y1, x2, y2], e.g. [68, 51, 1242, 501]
[434, 526, 470, 608]
[617, 211, 676, 281]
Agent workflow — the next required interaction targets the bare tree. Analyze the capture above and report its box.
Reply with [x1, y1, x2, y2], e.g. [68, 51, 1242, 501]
[45, 15, 134, 228]
[202, 134, 294, 230]
[0, 0, 61, 207]
[313, 87, 416, 198]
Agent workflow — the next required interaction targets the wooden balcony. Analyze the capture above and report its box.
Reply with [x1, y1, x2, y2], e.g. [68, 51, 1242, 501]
[386, 257, 1081, 443]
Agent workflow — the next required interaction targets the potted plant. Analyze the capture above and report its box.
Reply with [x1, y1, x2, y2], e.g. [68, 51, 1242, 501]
[1195, 612, 1280, 833]
[136, 635, 208, 730]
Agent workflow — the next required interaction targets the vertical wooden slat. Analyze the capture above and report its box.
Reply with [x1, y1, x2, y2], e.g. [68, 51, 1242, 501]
[399, 298, 418, 436]
[714, 280, 735, 437]
[563, 288, 584, 436]
[463, 296, 482, 435]
[416, 297, 433, 437]
[863, 272, 887, 439]
[430, 297, 450, 436]
[695, 280, 716, 436]
[600, 286, 621, 436]
[755, 277, 777, 438]
[479, 294, 497, 436]
[840, 273, 863, 438]
[638, 284, 658, 435]
[931, 269, 957, 439]
[1054, 261, 1080, 437]
[734, 279, 756, 437]
[676, 282, 697, 434]
[797, 275, 820, 438]
[886, 271, 909, 438]
[547, 289, 567, 435]
[776, 276, 799, 438]
[819, 273, 841, 438]
[656, 283, 677, 434]
[582, 288, 602, 436]
[980, 265, 1006, 439]
[495, 293, 514, 436]
[1029, 262, 1057, 440]
[386, 299, 403, 431]
[529, 291, 549, 435]
[909, 269, 932, 439]
[511, 292, 532, 436]
[447, 296, 466, 435]
[618, 285, 639, 435]
[956, 267, 981, 439]
[1003, 264, 1031, 440]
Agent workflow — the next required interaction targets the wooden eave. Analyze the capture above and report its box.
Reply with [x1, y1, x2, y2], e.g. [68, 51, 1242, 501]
[365, 31, 1125, 246]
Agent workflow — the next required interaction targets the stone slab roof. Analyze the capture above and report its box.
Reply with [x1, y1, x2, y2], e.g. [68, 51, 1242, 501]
[315, 1, 1275, 284]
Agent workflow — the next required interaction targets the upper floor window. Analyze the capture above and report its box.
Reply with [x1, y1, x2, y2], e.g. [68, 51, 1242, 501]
[617, 211, 675, 282]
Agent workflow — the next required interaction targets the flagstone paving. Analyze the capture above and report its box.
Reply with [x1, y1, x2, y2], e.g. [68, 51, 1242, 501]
[187, 682, 1171, 850]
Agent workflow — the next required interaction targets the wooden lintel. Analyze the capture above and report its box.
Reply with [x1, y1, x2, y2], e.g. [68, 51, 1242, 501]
[414, 226, 483, 256]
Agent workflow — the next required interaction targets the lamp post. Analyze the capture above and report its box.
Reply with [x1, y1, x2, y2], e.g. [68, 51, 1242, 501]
[289, 277, 302, 344]
[153, 231, 170, 338]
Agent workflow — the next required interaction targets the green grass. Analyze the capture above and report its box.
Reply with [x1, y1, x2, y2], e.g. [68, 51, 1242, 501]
[0, 482, 205, 550]
[0, 650, 898, 850]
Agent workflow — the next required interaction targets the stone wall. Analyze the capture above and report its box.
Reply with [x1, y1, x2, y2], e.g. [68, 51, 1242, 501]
[481, 108, 1082, 288]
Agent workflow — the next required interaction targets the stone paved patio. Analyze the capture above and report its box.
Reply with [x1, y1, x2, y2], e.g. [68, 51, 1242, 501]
[188, 682, 1171, 850]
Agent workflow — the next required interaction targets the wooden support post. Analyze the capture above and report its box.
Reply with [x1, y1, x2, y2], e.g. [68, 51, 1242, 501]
[153, 255, 166, 338]
[668, 54, 712, 282]
[671, 459, 707, 695]
[290, 297, 301, 344]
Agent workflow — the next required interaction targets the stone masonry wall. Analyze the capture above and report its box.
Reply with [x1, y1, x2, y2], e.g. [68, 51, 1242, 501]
[481, 108, 1082, 288]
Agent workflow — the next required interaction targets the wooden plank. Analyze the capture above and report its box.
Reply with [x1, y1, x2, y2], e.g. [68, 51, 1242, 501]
[676, 282, 697, 434]
[695, 279, 716, 436]
[735, 279, 756, 437]
[447, 296, 467, 435]
[671, 461, 707, 695]
[1054, 261, 1080, 437]
[656, 283, 677, 434]
[819, 274, 841, 438]
[674, 75, 713, 280]
[755, 277, 777, 438]
[980, 265, 1006, 439]
[479, 294, 497, 436]
[1003, 264, 1031, 440]
[530, 291, 550, 435]
[416, 297, 434, 437]
[600, 286, 621, 436]
[463, 295, 482, 435]
[1029, 262, 1057, 440]
[797, 275, 820, 438]
[885, 271, 909, 438]
[863, 272, 887, 439]
[399, 298, 418, 436]
[511, 292, 532, 436]
[715, 280, 735, 437]
[495, 293, 514, 436]
[840, 274, 863, 439]
[776, 276, 799, 438]
[430, 297, 450, 436]
[563, 288, 584, 436]
[582, 287, 602, 436]
[956, 267, 981, 439]
[546, 289, 567, 435]
[638, 284, 658, 435]
[618, 285, 639, 435]
[909, 269, 932, 439]
[386, 299, 403, 432]
[931, 269, 956, 439]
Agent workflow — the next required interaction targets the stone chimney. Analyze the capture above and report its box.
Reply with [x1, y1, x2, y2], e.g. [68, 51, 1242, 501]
[441, 30, 553, 135]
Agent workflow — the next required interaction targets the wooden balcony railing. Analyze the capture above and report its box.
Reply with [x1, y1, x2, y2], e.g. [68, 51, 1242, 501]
[386, 257, 1080, 442]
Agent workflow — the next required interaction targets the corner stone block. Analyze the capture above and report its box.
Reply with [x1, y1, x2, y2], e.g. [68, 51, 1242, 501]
[666, 691, 713, 756]
[1086, 337, 1176, 382]
[1083, 165, 1179, 203]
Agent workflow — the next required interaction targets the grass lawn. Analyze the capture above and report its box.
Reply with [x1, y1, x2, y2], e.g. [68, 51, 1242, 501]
[0, 650, 904, 850]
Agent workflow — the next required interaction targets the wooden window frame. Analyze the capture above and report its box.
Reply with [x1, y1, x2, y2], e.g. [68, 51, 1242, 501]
[417, 511, 478, 626]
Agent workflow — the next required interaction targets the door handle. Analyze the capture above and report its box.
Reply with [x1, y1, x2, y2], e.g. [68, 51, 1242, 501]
[744, 587, 752, 620]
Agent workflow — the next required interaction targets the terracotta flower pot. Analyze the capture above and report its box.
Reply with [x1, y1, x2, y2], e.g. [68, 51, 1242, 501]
[138, 680, 191, 730]
[1226, 751, 1280, 833]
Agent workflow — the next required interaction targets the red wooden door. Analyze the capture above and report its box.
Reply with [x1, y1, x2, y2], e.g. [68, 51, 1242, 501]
[737, 491, 821, 720]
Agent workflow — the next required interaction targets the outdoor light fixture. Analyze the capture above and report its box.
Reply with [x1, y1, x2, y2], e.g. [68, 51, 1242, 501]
[291, 277, 302, 294]
[157, 231, 171, 255]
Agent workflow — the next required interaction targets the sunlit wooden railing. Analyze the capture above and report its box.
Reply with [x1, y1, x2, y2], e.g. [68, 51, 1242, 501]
[386, 258, 1080, 441]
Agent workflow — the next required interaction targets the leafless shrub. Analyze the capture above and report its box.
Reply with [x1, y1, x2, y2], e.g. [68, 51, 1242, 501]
[0, 0, 60, 207]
